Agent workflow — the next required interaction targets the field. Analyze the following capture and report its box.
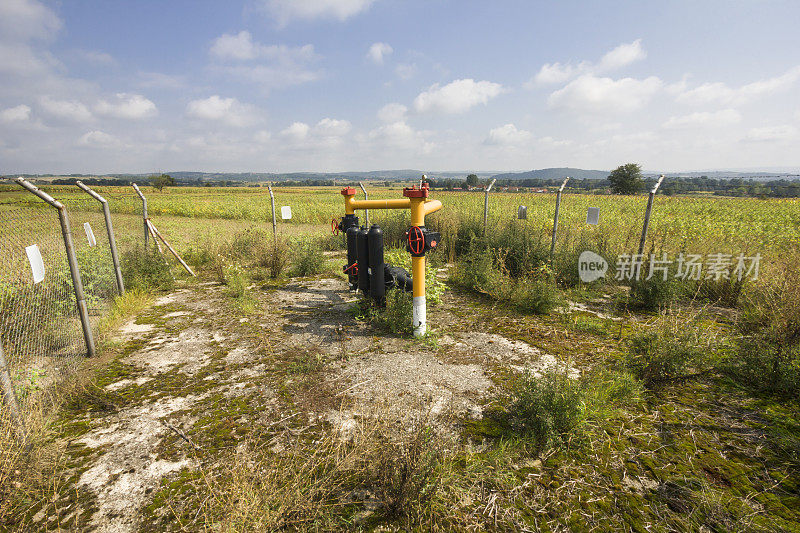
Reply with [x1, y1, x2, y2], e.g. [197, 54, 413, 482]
[1, 184, 799, 531]
[4, 183, 799, 256]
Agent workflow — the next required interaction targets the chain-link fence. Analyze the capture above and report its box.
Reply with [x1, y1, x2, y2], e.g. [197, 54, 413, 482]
[0, 180, 151, 419]
[0, 205, 88, 412]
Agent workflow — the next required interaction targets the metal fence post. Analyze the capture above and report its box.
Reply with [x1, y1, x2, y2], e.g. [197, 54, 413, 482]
[267, 183, 277, 246]
[132, 183, 148, 247]
[550, 177, 570, 260]
[0, 338, 23, 436]
[75, 181, 125, 296]
[637, 174, 666, 258]
[359, 182, 369, 226]
[483, 178, 497, 236]
[14, 178, 96, 358]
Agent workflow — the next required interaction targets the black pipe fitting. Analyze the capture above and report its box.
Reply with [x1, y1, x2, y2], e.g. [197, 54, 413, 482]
[356, 226, 370, 294]
[345, 226, 359, 289]
[338, 214, 359, 234]
[368, 224, 385, 303]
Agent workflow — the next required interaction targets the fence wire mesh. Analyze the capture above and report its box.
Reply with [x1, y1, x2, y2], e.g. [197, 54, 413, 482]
[0, 205, 87, 411]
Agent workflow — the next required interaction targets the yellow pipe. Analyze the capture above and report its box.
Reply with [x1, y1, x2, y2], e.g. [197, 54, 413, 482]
[411, 255, 426, 335]
[409, 197, 425, 226]
[350, 198, 412, 211]
[341, 186, 437, 337]
[411, 255, 425, 298]
[423, 199, 442, 216]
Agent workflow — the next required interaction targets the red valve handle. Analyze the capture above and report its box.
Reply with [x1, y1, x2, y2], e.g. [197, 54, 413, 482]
[331, 217, 340, 235]
[343, 262, 358, 275]
[408, 226, 425, 255]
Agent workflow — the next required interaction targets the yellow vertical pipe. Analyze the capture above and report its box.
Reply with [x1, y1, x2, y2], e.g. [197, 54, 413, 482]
[409, 197, 425, 226]
[411, 255, 426, 336]
[412, 256, 425, 298]
[410, 196, 426, 336]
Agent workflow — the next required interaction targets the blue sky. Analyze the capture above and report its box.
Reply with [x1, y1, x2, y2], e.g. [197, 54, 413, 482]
[1, 0, 799, 174]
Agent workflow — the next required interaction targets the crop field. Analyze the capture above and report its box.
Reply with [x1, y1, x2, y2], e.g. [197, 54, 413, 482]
[4, 184, 798, 258]
[2, 184, 799, 531]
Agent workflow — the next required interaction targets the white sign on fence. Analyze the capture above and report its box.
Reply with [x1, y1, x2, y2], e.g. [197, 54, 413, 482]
[25, 244, 45, 284]
[586, 207, 600, 225]
[84, 222, 97, 247]
[281, 205, 292, 220]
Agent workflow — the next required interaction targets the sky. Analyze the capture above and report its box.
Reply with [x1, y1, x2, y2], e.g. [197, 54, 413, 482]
[1, 0, 799, 174]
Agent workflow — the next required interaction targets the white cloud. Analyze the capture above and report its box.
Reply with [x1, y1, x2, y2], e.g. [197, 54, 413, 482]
[208, 32, 320, 93]
[367, 121, 431, 152]
[262, 0, 375, 26]
[413, 79, 503, 114]
[211, 31, 261, 61]
[377, 103, 407, 123]
[663, 109, 741, 129]
[222, 63, 321, 92]
[281, 121, 310, 140]
[745, 125, 798, 142]
[278, 118, 351, 147]
[210, 31, 317, 65]
[485, 123, 532, 146]
[529, 39, 645, 86]
[597, 39, 646, 72]
[186, 95, 258, 127]
[0, 104, 31, 122]
[40, 96, 92, 121]
[0, 42, 59, 76]
[313, 117, 351, 137]
[254, 130, 272, 143]
[395, 62, 417, 80]
[0, 0, 61, 42]
[536, 136, 573, 149]
[677, 66, 800, 106]
[367, 42, 392, 65]
[530, 62, 582, 86]
[95, 93, 157, 120]
[78, 130, 121, 147]
[548, 74, 662, 114]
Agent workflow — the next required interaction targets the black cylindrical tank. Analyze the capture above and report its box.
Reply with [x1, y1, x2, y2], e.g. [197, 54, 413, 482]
[357, 226, 370, 294]
[346, 226, 359, 290]
[368, 224, 385, 303]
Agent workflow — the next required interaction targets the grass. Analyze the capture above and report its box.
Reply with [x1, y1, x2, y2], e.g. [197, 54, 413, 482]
[0, 288, 153, 529]
[2, 185, 799, 531]
[623, 310, 723, 386]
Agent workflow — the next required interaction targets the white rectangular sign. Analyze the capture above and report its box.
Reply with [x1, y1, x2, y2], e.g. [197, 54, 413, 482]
[586, 207, 600, 225]
[84, 222, 97, 247]
[280, 205, 292, 220]
[25, 244, 45, 284]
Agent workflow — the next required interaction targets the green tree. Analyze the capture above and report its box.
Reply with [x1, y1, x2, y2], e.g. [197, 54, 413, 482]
[608, 164, 643, 195]
[150, 173, 174, 191]
[466, 173, 479, 187]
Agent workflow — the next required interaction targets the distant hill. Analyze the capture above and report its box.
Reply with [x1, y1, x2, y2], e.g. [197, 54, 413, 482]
[489, 168, 610, 181]
[113, 170, 498, 183]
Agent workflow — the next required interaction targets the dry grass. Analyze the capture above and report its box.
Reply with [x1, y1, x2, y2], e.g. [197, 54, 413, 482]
[201, 406, 444, 531]
[0, 289, 152, 528]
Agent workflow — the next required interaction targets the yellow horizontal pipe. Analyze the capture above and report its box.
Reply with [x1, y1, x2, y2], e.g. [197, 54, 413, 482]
[423, 199, 442, 216]
[349, 198, 412, 211]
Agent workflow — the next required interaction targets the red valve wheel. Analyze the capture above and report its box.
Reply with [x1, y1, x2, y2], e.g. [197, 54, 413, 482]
[331, 217, 340, 235]
[408, 226, 425, 255]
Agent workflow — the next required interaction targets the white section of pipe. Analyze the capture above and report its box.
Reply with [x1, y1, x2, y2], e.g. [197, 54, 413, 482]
[412, 295, 426, 337]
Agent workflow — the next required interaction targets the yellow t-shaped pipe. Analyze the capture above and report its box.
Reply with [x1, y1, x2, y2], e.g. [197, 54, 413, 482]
[341, 185, 441, 337]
